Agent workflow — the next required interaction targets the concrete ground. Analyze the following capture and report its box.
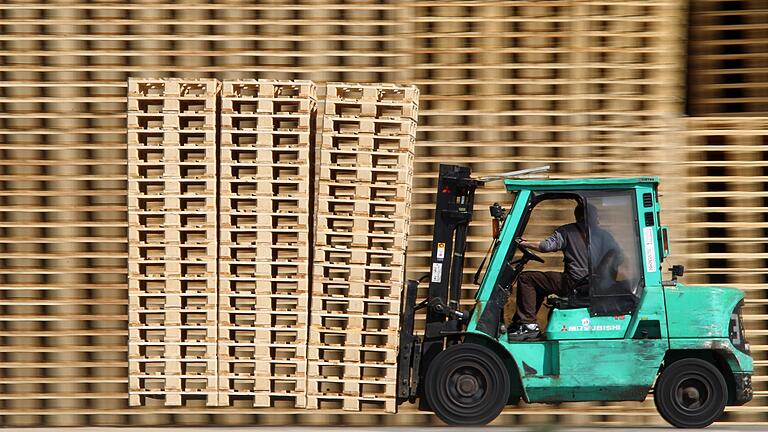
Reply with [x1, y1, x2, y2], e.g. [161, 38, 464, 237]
[2, 428, 766, 432]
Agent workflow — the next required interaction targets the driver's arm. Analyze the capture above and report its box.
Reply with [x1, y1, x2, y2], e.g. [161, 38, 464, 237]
[521, 230, 565, 253]
[519, 240, 543, 252]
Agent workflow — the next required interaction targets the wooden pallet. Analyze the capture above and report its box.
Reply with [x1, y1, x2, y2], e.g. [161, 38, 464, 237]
[305, 394, 397, 413]
[220, 113, 313, 131]
[310, 296, 400, 315]
[321, 149, 413, 169]
[319, 182, 410, 203]
[222, 79, 317, 100]
[309, 328, 399, 350]
[127, 112, 218, 130]
[317, 214, 409, 235]
[222, 97, 316, 115]
[308, 361, 397, 379]
[221, 130, 313, 148]
[322, 115, 418, 136]
[326, 82, 419, 104]
[129, 391, 219, 408]
[129, 357, 218, 376]
[128, 130, 218, 147]
[127, 96, 218, 114]
[218, 343, 307, 363]
[322, 133, 415, 152]
[219, 277, 309, 297]
[324, 100, 418, 120]
[129, 78, 220, 98]
[319, 165, 413, 185]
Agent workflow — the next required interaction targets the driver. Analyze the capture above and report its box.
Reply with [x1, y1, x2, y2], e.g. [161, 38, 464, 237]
[508, 201, 617, 341]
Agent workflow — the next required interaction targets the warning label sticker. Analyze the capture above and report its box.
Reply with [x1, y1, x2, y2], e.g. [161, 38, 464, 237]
[431, 263, 442, 283]
[436, 242, 446, 261]
[643, 227, 656, 272]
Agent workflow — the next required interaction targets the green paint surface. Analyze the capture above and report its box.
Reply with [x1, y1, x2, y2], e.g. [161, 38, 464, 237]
[669, 338, 753, 373]
[504, 177, 659, 191]
[665, 283, 745, 338]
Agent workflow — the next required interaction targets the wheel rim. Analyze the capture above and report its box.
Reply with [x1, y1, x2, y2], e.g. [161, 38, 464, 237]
[426, 345, 510, 426]
[446, 365, 487, 408]
[673, 373, 713, 413]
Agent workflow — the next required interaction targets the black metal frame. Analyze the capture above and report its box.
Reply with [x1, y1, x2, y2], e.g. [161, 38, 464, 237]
[396, 164, 480, 405]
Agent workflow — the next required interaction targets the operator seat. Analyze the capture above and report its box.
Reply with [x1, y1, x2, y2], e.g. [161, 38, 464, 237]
[546, 249, 620, 310]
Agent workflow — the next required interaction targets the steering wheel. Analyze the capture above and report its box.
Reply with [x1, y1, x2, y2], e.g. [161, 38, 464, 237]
[517, 242, 545, 264]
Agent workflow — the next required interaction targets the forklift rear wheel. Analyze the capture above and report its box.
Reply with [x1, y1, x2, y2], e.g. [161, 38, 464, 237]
[425, 343, 510, 425]
[654, 358, 727, 428]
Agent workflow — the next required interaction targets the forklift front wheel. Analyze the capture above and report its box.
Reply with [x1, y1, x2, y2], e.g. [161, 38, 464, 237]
[424, 343, 510, 426]
[654, 358, 728, 428]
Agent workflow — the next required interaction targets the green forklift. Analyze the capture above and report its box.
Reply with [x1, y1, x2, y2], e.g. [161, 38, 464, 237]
[396, 164, 753, 428]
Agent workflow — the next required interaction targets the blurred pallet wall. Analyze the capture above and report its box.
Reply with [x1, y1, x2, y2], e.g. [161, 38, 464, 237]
[0, 0, 765, 426]
[687, 0, 768, 115]
[680, 117, 768, 422]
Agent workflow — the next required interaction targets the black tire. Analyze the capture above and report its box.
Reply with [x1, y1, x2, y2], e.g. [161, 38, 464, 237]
[654, 358, 728, 428]
[424, 343, 510, 425]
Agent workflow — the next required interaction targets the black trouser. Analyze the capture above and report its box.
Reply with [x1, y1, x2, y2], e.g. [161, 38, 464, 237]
[512, 271, 569, 324]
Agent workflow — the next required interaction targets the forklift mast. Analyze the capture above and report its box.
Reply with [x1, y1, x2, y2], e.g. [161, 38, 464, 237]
[397, 164, 480, 403]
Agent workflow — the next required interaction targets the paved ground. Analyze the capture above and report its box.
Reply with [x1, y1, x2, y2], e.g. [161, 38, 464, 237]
[3, 427, 765, 432]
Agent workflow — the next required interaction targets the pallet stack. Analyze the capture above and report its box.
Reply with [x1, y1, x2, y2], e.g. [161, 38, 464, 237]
[217, 80, 316, 408]
[127, 78, 220, 407]
[307, 83, 418, 412]
[7, 0, 768, 426]
[688, 0, 768, 115]
[680, 118, 768, 418]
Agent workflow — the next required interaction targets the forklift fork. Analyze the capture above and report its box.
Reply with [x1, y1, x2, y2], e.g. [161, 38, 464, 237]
[396, 279, 421, 403]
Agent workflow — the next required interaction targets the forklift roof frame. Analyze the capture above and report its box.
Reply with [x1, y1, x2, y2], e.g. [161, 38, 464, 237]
[503, 176, 660, 191]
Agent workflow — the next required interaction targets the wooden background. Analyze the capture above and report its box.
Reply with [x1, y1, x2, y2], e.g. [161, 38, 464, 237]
[0, 0, 766, 426]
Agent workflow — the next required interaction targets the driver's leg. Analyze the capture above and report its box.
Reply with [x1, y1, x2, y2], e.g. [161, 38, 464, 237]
[510, 271, 562, 341]
[513, 271, 562, 324]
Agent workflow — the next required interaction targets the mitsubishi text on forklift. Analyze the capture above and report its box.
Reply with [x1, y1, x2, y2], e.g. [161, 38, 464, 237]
[396, 164, 753, 428]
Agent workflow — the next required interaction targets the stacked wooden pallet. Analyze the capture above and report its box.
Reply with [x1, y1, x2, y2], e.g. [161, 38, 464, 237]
[217, 79, 316, 408]
[680, 118, 768, 417]
[405, 0, 682, 308]
[688, 0, 768, 115]
[10, 0, 768, 426]
[574, 0, 681, 116]
[307, 83, 417, 413]
[127, 78, 220, 407]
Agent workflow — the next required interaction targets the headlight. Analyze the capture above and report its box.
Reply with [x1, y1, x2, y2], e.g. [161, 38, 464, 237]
[729, 300, 750, 354]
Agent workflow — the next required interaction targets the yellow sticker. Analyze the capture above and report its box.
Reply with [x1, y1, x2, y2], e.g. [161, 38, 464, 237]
[436, 242, 446, 260]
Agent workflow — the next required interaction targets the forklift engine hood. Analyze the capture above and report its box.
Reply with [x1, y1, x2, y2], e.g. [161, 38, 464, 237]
[664, 283, 753, 376]
[664, 283, 744, 339]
